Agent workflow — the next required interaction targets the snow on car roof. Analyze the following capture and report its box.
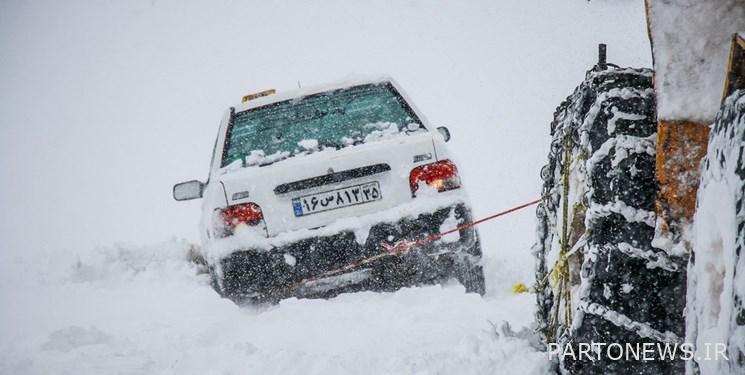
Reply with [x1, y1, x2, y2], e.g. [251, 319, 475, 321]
[646, 0, 745, 123]
[232, 76, 398, 113]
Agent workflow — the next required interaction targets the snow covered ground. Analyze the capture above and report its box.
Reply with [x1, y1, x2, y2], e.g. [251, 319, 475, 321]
[0, 241, 549, 374]
[0, 0, 651, 373]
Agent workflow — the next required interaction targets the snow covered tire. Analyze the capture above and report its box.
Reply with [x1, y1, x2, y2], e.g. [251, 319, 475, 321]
[686, 90, 745, 374]
[454, 237, 486, 295]
[534, 66, 686, 374]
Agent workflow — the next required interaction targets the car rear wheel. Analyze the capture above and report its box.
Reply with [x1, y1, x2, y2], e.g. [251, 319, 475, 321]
[454, 236, 486, 295]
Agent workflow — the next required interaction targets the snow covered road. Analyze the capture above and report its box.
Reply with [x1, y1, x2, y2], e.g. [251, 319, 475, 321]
[0, 241, 550, 374]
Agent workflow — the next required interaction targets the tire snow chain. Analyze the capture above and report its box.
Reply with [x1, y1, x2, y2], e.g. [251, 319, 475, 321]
[584, 134, 656, 178]
[576, 232, 684, 344]
[576, 299, 682, 344]
[598, 243, 683, 272]
[546, 131, 576, 341]
[585, 201, 656, 227]
[583, 206, 683, 272]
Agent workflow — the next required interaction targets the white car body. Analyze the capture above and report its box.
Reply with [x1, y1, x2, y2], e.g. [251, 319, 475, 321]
[175, 77, 483, 301]
[202, 79, 455, 240]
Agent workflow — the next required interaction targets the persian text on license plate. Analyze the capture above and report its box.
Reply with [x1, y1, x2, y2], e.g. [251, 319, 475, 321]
[292, 182, 382, 217]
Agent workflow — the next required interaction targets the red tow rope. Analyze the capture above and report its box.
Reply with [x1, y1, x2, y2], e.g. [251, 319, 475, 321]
[383, 198, 542, 254]
[276, 198, 542, 295]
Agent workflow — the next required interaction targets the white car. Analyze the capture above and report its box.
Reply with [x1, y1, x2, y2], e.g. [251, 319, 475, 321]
[174, 78, 484, 302]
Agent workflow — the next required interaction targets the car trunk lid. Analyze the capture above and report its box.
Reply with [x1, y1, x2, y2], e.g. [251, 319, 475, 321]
[219, 132, 436, 236]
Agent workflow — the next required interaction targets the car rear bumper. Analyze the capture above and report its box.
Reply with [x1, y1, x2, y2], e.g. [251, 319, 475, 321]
[215, 203, 481, 303]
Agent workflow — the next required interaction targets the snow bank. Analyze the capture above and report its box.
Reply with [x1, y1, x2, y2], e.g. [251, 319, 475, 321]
[647, 0, 745, 122]
[688, 90, 745, 375]
[0, 239, 550, 375]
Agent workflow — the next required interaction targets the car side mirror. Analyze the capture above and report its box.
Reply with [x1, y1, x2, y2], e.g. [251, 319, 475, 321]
[173, 180, 204, 201]
[437, 126, 451, 142]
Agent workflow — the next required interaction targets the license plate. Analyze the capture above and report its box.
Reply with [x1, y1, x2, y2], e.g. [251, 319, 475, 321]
[292, 182, 382, 217]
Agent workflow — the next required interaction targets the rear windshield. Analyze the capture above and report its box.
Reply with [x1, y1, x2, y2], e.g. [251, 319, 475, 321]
[221, 82, 426, 168]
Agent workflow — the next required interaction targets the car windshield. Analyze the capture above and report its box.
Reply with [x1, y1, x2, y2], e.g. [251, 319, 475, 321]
[221, 82, 426, 167]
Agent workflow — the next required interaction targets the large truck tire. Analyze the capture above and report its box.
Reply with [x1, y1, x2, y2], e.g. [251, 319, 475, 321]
[533, 65, 687, 374]
[686, 90, 745, 375]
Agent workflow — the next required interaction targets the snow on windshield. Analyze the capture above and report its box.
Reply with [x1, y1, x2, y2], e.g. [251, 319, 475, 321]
[221, 82, 427, 169]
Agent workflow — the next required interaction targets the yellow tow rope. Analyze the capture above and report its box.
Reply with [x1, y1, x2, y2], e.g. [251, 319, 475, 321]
[546, 132, 574, 342]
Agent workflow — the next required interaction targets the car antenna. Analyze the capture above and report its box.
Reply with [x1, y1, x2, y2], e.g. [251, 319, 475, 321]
[297, 81, 302, 89]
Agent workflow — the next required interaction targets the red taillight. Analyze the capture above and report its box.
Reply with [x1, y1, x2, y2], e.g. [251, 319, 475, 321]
[220, 203, 263, 228]
[409, 159, 461, 195]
